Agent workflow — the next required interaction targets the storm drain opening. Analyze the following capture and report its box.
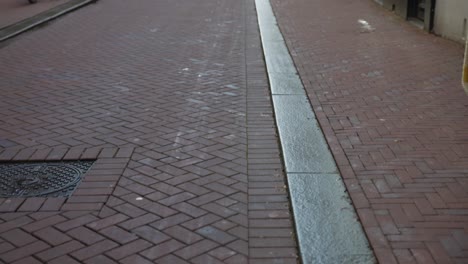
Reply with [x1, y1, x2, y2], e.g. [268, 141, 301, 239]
[0, 160, 94, 198]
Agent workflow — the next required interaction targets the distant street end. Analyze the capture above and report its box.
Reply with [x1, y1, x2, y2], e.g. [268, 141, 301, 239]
[464, 38, 468, 93]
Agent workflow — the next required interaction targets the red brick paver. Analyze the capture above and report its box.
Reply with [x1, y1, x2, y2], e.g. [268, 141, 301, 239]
[271, 0, 468, 263]
[0, 0, 298, 262]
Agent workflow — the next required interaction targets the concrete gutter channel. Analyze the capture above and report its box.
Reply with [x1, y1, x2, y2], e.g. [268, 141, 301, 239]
[0, 0, 96, 42]
[255, 0, 377, 263]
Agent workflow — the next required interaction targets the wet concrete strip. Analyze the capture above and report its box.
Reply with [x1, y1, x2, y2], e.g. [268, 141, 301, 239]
[288, 173, 376, 263]
[255, 0, 376, 262]
[272, 95, 336, 173]
[268, 74, 304, 95]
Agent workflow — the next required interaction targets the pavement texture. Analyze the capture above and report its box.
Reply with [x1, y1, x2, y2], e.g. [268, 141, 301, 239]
[0, 0, 68, 29]
[0, 0, 299, 263]
[271, 0, 468, 263]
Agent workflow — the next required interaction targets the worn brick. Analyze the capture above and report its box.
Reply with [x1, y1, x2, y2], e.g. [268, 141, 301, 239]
[105, 239, 152, 260]
[35, 240, 84, 261]
[71, 240, 118, 261]
[163, 225, 203, 244]
[100, 226, 138, 244]
[174, 239, 219, 259]
[141, 240, 185, 260]
[67, 227, 105, 245]
[87, 214, 128, 231]
[34, 227, 71, 246]
[56, 215, 99, 232]
[132, 225, 170, 244]
[0, 241, 49, 263]
[118, 213, 160, 230]
[1, 228, 37, 247]
[120, 254, 154, 264]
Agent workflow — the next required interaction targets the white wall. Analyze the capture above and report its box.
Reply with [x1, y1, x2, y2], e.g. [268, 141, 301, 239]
[434, 0, 468, 43]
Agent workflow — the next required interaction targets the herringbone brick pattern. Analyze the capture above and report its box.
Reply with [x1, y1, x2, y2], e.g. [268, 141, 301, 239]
[271, 0, 468, 263]
[0, 0, 298, 262]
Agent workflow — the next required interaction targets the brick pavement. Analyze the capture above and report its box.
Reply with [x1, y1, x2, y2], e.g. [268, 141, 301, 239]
[0, 0, 298, 263]
[270, 0, 468, 263]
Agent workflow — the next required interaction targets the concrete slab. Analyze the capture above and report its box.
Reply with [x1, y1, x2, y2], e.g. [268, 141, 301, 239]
[272, 95, 337, 173]
[269, 73, 305, 95]
[259, 24, 284, 42]
[255, 0, 277, 24]
[288, 173, 375, 264]
[256, 0, 285, 42]
[263, 42, 297, 74]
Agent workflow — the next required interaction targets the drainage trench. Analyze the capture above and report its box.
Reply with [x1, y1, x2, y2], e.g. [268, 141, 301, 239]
[254, 0, 376, 262]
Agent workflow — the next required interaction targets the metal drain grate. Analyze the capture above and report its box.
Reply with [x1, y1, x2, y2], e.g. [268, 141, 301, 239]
[0, 160, 94, 198]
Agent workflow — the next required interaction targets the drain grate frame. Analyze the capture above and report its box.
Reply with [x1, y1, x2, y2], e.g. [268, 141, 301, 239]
[0, 160, 95, 198]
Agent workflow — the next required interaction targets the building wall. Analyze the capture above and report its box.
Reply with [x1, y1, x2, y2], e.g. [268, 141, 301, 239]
[433, 0, 468, 43]
[374, 0, 408, 19]
[384, 0, 408, 18]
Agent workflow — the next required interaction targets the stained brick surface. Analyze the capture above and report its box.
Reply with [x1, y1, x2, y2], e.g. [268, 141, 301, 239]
[270, 0, 468, 263]
[0, 0, 298, 262]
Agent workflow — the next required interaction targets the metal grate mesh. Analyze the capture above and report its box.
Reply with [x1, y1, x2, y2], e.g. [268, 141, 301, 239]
[0, 160, 94, 198]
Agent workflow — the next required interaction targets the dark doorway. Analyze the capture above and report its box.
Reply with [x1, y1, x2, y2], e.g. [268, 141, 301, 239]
[408, 0, 426, 21]
[407, 0, 436, 32]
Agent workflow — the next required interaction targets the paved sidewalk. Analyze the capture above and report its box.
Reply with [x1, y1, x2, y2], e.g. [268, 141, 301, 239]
[0, 0, 68, 28]
[271, 0, 468, 263]
[0, 0, 298, 263]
